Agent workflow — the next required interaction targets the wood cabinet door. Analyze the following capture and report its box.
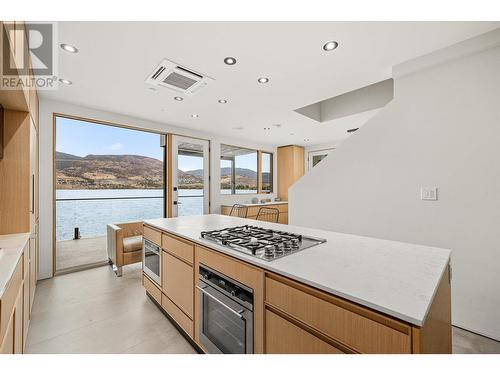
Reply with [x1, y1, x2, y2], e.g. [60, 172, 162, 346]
[0, 314, 14, 354]
[14, 286, 23, 354]
[23, 274, 30, 348]
[265, 309, 344, 354]
[163, 252, 194, 318]
[29, 238, 36, 311]
[29, 120, 37, 233]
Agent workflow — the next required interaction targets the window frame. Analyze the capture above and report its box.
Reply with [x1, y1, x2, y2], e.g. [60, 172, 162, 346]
[220, 144, 273, 195]
[260, 151, 273, 194]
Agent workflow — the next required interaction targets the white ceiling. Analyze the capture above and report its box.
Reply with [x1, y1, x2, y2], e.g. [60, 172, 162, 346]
[42, 22, 499, 146]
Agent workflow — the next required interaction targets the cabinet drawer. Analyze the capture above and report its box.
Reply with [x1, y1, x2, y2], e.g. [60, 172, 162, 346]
[143, 274, 161, 304]
[265, 275, 411, 353]
[265, 309, 344, 354]
[162, 233, 194, 264]
[143, 226, 161, 246]
[162, 251, 194, 318]
[161, 294, 193, 338]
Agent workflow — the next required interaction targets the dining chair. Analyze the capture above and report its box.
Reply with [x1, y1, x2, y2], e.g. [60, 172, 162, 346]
[256, 207, 280, 223]
[229, 204, 248, 218]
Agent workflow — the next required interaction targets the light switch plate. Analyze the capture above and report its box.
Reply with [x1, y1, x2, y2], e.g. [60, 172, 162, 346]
[421, 187, 438, 201]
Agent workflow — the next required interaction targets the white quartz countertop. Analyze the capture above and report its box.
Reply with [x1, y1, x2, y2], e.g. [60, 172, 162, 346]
[221, 201, 288, 207]
[144, 215, 451, 326]
[0, 233, 30, 297]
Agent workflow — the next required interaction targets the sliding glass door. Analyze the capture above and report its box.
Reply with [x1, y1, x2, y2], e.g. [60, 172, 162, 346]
[54, 115, 165, 273]
[171, 135, 209, 217]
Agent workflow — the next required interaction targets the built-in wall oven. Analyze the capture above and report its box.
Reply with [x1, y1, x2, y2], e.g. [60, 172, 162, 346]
[197, 265, 253, 354]
[143, 239, 161, 285]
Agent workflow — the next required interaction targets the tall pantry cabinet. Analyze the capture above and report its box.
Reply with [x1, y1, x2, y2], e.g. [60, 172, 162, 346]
[0, 20, 40, 354]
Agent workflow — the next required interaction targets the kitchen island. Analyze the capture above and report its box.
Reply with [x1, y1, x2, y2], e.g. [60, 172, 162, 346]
[142, 214, 451, 354]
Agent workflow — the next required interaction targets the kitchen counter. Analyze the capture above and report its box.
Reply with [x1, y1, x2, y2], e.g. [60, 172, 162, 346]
[221, 201, 288, 207]
[0, 232, 30, 297]
[144, 214, 450, 326]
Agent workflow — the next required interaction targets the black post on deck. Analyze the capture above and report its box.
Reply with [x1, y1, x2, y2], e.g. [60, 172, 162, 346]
[73, 227, 81, 240]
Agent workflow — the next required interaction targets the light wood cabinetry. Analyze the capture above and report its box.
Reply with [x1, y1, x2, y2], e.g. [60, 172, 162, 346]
[0, 110, 31, 234]
[0, 314, 14, 354]
[0, 20, 39, 355]
[13, 286, 23, 354]
[277, 145, 304, 201]
[22, 273, 30, 348]
[143, 274, 161, 304]
[161, 293, 194, 338]
[143, 228, 195, 339]
[160, 231, 194, 337]
[162, 251, 194, 318]
[162, 233, 194, 264]
[143, 226, 161, 246]
[265, 274, 412, 354]
[142, 226, 451, 354]
[0, 241, 31, 354]
[265, 309, 344, 354]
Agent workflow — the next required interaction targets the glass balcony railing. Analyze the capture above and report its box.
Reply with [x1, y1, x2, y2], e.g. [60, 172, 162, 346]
[56, 193, 164, 241]
[177, 194, 204, 216]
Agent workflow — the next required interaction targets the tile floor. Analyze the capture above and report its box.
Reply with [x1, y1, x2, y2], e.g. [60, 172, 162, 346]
[25, 263, 195, 354]
[25, 263, 500, 354]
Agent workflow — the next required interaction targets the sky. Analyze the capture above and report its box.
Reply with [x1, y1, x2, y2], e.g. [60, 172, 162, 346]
[56, 116, 260, 172]
[56, 116, 163, 161]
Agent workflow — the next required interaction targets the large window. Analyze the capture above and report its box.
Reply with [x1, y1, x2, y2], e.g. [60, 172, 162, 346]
[220, 144, 273, 195]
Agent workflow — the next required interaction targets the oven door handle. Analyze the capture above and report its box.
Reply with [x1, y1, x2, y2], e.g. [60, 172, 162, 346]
[196, 285, 245, 319]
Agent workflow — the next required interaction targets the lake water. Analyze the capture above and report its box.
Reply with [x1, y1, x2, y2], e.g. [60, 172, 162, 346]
[57, 189, 202, 241]
[56, 188, 254, 241]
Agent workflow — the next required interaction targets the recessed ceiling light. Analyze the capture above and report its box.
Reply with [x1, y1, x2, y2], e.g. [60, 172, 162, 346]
[60, 43, 79, 53]
[191, 114, 199, 118]
[272, 124, 282, 128]
[303, 138, 310, 142]
[174, 96, 183, 101]
[290, 133, 295, 136]
[323, 41, 339, 51]
[218, 99, 228, 104]
[59, 78, 72, 85]
[224, 57, 237, 65]
[258, 77, 269, 84]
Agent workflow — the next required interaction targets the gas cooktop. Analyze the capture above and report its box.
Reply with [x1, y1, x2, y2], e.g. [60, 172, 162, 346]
[200, 225, 327, 261]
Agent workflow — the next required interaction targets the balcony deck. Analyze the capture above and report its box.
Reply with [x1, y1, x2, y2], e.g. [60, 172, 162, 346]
[56, 236, 108, 271]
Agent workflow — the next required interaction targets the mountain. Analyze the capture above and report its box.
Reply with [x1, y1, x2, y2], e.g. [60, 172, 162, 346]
[56, 151, 83, 160]
[56, 152, 165, 189]
[189, 167, 257, 179]
[56, 152, 260, 190]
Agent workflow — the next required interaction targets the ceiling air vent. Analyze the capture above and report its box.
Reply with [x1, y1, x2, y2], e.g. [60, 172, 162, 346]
[145, 59, 214, 95]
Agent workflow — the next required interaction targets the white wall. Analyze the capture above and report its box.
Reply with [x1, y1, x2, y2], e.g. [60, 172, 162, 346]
[304, 140, 344, 171]
[289, 30, 500, 339]
[39, 98, 277, 279]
